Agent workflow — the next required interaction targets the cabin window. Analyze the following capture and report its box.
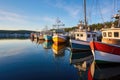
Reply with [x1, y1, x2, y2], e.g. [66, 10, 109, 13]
[80, 34, 83, 37]
[87, 34, 90, 38]
[114, 32, 119, 37]
[108, 32, 112, 37]
[103, 32, 106, 37]
[92, 34, 96, 37]
[77, 34, 79, 36]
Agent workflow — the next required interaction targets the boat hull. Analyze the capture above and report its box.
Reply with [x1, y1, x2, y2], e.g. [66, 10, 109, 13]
[70, 39, 90, 51]
[90, 41, 120, 63]
[44, 35, 52, 41]
[52, 35, 66, 45]
[38, 35, 44, 40]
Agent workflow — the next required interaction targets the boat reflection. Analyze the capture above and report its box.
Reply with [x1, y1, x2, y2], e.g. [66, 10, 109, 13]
[73, 56, 120, 80]
[30, 37, 34, 42]
[32, 38, 39, 44]
[92, 62, 120, 80]
[52, 43, 66, 57]
[30, 37, 45, 45]
[70, 50, 94, 64]
[71, 51, 93, 80]
[42, 41, 52, 49]
[37, 39, 44, 44]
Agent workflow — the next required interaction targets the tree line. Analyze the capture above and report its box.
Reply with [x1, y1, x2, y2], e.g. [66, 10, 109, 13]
[63, 20, 118, 32]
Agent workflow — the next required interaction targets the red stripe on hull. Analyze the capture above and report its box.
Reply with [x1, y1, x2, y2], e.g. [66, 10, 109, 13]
[88, 68, 93, 80]
[90, 41, 120, 56]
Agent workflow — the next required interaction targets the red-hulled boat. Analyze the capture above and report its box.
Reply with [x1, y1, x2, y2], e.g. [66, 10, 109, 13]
[90, 11, 120, 63]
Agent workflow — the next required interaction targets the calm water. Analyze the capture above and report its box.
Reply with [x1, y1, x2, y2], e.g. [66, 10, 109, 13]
[0, 39, 120, 80]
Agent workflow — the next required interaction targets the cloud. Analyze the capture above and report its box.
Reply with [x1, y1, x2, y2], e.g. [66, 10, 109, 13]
[0, 10, 27, 23]
[101, 7, 111, 15]
[52, 1, 81, 18]
[0, 41, 28, 57]
[42, 16, 55, 23]
[63, 6, 80, 18]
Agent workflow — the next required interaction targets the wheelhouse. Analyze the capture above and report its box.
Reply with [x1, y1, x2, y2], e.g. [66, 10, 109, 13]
[74, 31, 97, 41]
[102, 28, 120, 39]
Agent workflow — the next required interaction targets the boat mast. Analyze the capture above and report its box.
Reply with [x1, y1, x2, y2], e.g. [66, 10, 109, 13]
[53, 17, 65, 30]
[84, 0, 87, 30]
[118, 10, 120, 27]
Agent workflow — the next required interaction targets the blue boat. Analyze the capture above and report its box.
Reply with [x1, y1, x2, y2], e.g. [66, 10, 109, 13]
[70, 0, 99, 51]
[42, 41, 52, 49]
[44, 34, 52, 41]
[70, 39, 91, 51]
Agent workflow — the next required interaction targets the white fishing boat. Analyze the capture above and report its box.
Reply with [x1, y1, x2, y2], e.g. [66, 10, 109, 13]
[70, 0, 98, 51]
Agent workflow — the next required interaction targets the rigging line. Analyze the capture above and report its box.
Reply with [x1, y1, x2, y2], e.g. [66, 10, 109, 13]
[113, 0, 116, 14]
[113, 0, 117, 15]
[111, 0, 115, 22]
[88, 0, 95, 24]
[84, 0, 87, 28]
[79, 0, 84, 21]
[118, 0, 120, 9]
[95, 0, 98, 22]
[111, 0, 117, 22]
[78, 0, 83, 22]
[116, 0, 118, 12]
[97, 0, 105, 23]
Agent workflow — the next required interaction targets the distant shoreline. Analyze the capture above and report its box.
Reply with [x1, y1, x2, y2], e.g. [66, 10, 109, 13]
[0, 30, 36, 38]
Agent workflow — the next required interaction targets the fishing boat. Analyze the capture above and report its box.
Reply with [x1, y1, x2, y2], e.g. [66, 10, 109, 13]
[44, 34, 52, 41]
[38, 33, 44, 40]
[33, 33, 38, 39]
[30, 32, 35, 39]
[42, 41, 52, 49]
[70, 0, 98, 51]
[52, 18, 67, 45]
[43, 26, 53, 41]
[52, 29, 67, 45]
[90, 11, 120, 63]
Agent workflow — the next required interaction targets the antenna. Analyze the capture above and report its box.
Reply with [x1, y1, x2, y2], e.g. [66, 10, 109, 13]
[118, 10, 120, 27]
[53, 17, 65, 29]
[84, 0, 87, 30]
[113, 10, 120, 27]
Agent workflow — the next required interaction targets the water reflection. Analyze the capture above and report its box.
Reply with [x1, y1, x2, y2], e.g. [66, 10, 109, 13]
[70, 50, 93, 80]
[93, 62, 120, 80]
[30, 38, 120, 80]
[37, 39, 44, 44]
[0, 39, 32, 58]
[42, 41, 52, 49]
[31, 38, 39, 44]
[31, 38, 120, 80]
[0, 39, 79, 80]
[52, 43, 66, 57]
[71, 50, 120, 80]
[1, 39, 119, 80]
[70, 50, 93, 64]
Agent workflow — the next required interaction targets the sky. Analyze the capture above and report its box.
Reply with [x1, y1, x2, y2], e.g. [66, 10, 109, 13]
[0, 0, 120, 31]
